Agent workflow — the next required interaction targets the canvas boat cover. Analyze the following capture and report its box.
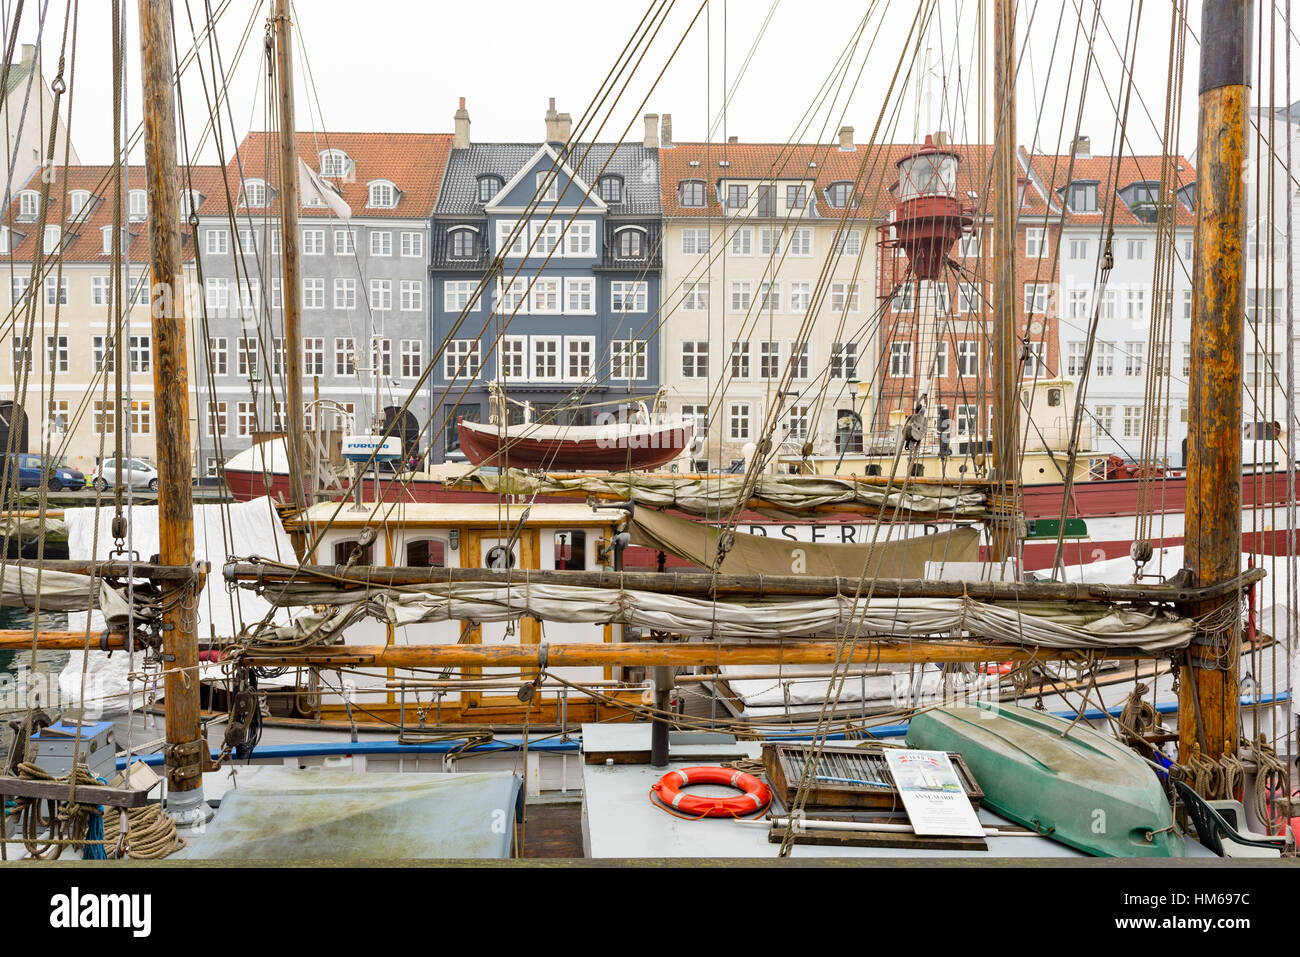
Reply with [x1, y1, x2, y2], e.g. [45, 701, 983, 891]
[628, 506, 980, 578]
[172, 767, 521, 860]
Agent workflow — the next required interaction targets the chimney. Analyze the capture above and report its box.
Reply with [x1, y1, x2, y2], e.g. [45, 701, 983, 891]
[545, 98, 562, 143]
[838, 125, 855, 150]
[661, 113, 674, 148]
[643, 113, 660, 149]
[727, 135, 738, 144]
[18, 43, 35, 71]
[932, 130, 949, 147]
[453, 97, 471, 149]
[1073, 135, 1091, 158]
[556, 112, 572, 144]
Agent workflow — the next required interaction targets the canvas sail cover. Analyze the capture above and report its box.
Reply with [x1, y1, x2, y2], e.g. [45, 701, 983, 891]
[628, 506, 981, 579]
[471, 469, 990, 518]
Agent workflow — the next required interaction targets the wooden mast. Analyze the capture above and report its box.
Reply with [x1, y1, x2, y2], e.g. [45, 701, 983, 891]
[1179, 0, 1253, 761]
[137, 0, 204, 818]
[991, 0, 1020, 562]
[273, 0, 308, 519]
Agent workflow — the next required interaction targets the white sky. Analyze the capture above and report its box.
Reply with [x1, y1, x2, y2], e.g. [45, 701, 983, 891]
[10, 1, 1300, 167]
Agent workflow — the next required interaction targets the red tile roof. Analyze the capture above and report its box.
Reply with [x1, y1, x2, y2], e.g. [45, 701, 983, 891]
[226, 131, 453, 219]
[659, 140, 1059, 221]
[1022, 149, 1197, 227]
[1, 164, 226, 263]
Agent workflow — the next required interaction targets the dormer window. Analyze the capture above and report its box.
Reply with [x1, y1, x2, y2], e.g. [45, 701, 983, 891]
[1129, 182, 1159, 205]
[242, 179, 267, 207]
[129, 189, 147, 222]
[319, 149, 352, 178]
[179, 190, 201, 218]
[17, 190, 39, 220]
[826, 182, 853, 208]
[68, 190, 93, 221]
[678, 179, 705, 207]
[615, 227, 645, 258]
[101, 225, 129, 255]
[43, 225, 61, 254]
[1066, 181, 1098, 213]
[597, 175, 623, 203]
[477, 175, 503, 204]
[448, 226, 477, 259]
[0, 227, 9, 254]
[368, 180, 398, 208]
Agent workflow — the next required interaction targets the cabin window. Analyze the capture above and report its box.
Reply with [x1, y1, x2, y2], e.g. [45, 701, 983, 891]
[864, 464, 882, 476]
[909, 464, 925, 477]
[406, 539, 446, 567]
[554, 530, 586, 571]
[333, 540, 373, 565]
[1047, 388, 1062, 407]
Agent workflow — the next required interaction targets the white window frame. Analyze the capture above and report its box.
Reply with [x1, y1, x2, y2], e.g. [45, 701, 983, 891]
[303, 278, 325, 309]
[565, 336, 595, 381]
[400, 231, 424, 257]
[399, 280, 423, 312]
[531, 336, 561, 381]
[499, 336, 527, 380]
[531, 277, 561, 314]
[564, 277, 595, 314]
[610, 281, 647, 314]
[610, 340, 648, 381]
[444, 280, 477, 313]
[564, 221, 595, 257]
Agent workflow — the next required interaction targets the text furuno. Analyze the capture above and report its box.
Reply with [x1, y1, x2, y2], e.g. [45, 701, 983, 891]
[49, 887, 151, 937]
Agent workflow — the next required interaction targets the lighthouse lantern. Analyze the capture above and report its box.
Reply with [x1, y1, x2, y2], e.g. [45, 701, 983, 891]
[888, 135, 972, 280]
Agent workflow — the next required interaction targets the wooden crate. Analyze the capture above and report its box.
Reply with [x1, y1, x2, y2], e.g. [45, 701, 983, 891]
[762, 742, 984, 811]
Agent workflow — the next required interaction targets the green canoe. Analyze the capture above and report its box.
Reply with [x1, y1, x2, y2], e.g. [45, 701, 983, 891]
[906, 702, 1184, 857]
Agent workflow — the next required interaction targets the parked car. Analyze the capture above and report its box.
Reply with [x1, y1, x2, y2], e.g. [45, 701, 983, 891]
[92, 457, 159, 491]
[0, 453, 85, 491]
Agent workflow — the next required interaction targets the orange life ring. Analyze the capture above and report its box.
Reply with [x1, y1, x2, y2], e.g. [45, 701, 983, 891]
[650, 766, 772, 818]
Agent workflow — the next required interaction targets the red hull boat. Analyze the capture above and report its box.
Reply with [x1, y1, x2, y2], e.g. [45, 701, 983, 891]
[455, 416, 694, 471]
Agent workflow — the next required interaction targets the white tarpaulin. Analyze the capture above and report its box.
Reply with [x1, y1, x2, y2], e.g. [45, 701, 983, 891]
[58, 497, 296, 716]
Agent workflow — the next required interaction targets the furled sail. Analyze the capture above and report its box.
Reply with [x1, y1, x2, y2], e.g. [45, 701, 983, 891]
[470, 469, 991, 518]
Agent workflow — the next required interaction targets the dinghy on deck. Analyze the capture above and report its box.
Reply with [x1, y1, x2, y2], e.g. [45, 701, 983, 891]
[906, 701, 1185, 858]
